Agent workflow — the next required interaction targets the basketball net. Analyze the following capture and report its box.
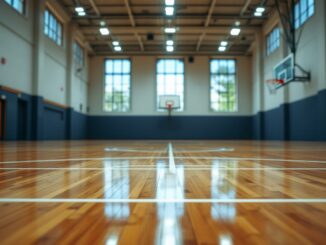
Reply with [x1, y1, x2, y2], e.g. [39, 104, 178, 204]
[266, 79, 284, 94]
[167, 103, 173, 116]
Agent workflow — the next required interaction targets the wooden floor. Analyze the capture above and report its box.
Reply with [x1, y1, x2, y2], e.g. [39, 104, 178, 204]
[0, 140, 325, 244]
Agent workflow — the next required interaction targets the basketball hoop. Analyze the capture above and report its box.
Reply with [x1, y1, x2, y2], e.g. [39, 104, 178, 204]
[158, 95, 181, 116]
[266, 79, 284, 94]
[167, 103, 173, 116]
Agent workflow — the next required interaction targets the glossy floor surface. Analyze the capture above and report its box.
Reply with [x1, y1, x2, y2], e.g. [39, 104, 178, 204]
[0, 141, 325, 244]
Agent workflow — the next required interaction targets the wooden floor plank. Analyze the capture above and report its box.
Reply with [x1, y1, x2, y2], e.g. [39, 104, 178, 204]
[0, 140, 325, 244]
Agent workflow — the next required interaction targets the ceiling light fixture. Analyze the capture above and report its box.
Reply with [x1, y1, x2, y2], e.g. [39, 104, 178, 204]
[256, 7, 265, 13]
[99, 27, 110, 36]
[230, 27, 241, 36]
[220, 41, 228, 46]
[112, 41, 120, 46]
[114, 46, 122, 52]
[165, 7, 174, 16]
[78, 11, 86, 16]
[218, 46, 226, 52]
[165, 0, 175, 6]
[165, 27, 176, 33]
[75, 7, 84, 13]
[166, 40, 174, 46]
[166, 45, 174, 52]
[254, 11, 263, 16]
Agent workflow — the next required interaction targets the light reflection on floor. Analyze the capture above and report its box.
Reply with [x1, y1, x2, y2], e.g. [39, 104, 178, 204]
[104, 160, 130, 219]
[211, 160, 237, 222]
[102, 159, 238, 244]
[156, 160, 184, 245]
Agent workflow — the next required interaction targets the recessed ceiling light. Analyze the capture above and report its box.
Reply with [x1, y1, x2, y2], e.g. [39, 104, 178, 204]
[112, 41, 120, 46]
[165, 7, 174, 16]
[256, 7, 265, 13]
[230, 27, 241, 36]
[220, 41, 228, 46]
[100, 21, 106, 27]
[254, 11, 263, 16]
[166, 40, 174, 46]
[165, 0, 175, 6]
[235, 21, 241, 26]
[218, 46, 226, 52]
[78, 11, 86, 16]
[165, 27, 176, 33]
[114, 46, 122, 52]
[75, 7, 84, 13]
[99, 27, 110, 36]
[166, 45, 174, 52]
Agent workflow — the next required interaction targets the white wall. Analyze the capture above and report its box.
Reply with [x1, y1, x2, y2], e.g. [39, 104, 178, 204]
[88, 55, 252, 116]
[0, 0, 34, 93]
[0, 0, 89, 112]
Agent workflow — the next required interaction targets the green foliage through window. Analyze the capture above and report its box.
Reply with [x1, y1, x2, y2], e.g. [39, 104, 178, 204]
[210, 60, 237, 112]
[104, 59, 131, 112]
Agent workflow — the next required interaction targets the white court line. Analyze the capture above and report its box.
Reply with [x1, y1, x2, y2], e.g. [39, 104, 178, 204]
[168, 142, 176, 173]
[1, 167, 326, 171]
[175, 157, 326, 163]
[0, 198, 325, 203]
[1, 156, 326, 164]
[0, 157, 168, 164]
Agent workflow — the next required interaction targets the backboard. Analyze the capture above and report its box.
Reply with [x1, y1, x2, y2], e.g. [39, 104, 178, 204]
[158, 95, 180, 111]
[274, 53, 294, 82]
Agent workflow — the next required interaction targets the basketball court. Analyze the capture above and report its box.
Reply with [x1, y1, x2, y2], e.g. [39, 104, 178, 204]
[1, 0, 326, 244]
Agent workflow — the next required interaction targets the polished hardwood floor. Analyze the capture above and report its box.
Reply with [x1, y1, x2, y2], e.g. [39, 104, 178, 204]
[0, 141, 325, 244]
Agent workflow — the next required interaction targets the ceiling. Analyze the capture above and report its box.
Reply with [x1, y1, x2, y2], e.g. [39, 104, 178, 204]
[59, 0, 275, 55]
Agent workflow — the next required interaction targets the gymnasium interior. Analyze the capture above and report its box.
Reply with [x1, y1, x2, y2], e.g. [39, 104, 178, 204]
[0, 0, 325, 244]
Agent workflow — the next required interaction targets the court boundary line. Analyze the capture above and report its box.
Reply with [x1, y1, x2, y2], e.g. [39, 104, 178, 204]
[0, 198, 325, 203]
[1, 156, 326, 164]
[1, 167, 326, 171]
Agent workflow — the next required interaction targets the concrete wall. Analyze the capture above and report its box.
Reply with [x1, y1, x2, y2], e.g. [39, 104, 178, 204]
[89, 55, 252, 116]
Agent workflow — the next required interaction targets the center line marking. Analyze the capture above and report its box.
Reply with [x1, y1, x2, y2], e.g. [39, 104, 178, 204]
[0, 198, 325, 203]
[168, 142, 176, 173]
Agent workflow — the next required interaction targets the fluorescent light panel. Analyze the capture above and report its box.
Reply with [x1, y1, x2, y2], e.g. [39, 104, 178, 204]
[165, 0, 175, 6]
[230, 28, 241, 36]
[218, 46, 226, 52]
[75, 7, 84, 13]
[220, 41, 228, 46]
[99, 27, 110, 35]
[112, 41, 120, 46]
[114, 46, 122, 52]
[165, 7, 174, 16]
[165, 27, 176, 33]
[166, 46, 174, 52]
[256, 7, 265, 13]
[78, 11, 86, 16]
[254, 12, 263, 16]
[166, 40, 174, 46]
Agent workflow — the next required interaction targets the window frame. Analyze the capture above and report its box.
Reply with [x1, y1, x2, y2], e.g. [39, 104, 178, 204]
[4, 0, 25, 15]
[266, 26, 281, 56]
[103, 58, 132, 113]
[294, 0, 315, 29]
[44, 8, 63, 46]
[209, 59, 238, 113]
[73, 41, 85, 67]
[155, 58, 185, 112]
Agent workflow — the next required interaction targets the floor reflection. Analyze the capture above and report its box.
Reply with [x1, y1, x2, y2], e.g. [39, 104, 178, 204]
[104, 160, 130, 219]
[156, 160, 184, 245]
[219, 234, 233, 245]
[211, 160, 238, 222]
